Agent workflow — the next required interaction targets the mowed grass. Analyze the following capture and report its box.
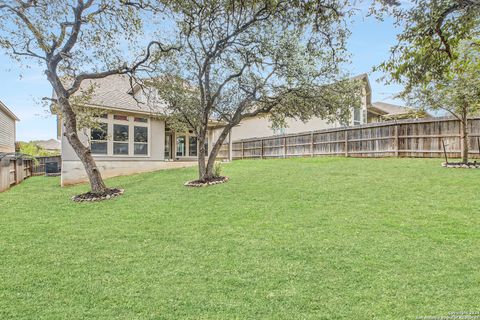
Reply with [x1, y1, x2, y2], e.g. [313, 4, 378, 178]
[0, 157, 479, 319]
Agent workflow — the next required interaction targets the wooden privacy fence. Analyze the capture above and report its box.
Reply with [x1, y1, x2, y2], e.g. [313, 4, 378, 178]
[0, 154, 35, 193]
[225, 117, 480, 160]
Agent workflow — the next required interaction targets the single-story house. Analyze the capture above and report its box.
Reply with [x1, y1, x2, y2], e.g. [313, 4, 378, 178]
[0, 100, 19, 153]
[58, 73, 410, 185]
[58, 75, 229, 185]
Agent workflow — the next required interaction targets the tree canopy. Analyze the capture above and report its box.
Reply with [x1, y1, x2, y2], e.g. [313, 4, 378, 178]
[375, 0, 480, 162]
[375, 0, 480, 95]
[149, 0, 362, 180]
[0, 0, 170, 194]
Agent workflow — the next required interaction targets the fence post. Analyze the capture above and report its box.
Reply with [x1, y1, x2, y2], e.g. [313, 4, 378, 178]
[394, 124, 399, 157]
[261, 139, 264, 159]
[12, 160, 17, 185]
[344, 130, 349, 157]
[241, 141, 244, 159]
[284, 137, 287, 158]
[310, 132, 314, 157]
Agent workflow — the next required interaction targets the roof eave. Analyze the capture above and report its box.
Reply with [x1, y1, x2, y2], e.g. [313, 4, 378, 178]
[367, 105, 389, 116]
[0, 101, 20, 121]
[81, 102, 161, 117]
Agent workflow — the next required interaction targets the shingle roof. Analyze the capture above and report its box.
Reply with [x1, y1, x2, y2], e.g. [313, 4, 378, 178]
[74, 74, 165, 115]
[371, 102, 411, 115]
[34, 139, 61, 150]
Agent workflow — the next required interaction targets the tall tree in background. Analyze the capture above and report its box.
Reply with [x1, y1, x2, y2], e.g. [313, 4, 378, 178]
[151, 0, 361, 182]
[0, 0, 168, 194]
[375, 0, 480, 163]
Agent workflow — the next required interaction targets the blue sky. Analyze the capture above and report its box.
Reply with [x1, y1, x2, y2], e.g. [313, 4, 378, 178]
[0, 9, 403, 142]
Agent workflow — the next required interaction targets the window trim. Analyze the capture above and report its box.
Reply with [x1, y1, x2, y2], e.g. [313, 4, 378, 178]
[176, 135, 186, 157]
[113, 123, 130, 155]
[88, 113, 151, 158]
[90, 122, 108, 155]
[133, 125, 149, 156]
[188, 136, 198, 157]
[174, 132, 201, 159]
[353, 107, 362, 126]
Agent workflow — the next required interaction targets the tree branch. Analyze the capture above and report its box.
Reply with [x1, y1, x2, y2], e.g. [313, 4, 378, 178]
[67, 41, 178, 96]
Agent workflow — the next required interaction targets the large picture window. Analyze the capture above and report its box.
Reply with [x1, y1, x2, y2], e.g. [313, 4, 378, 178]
[189, 136, 198, 157]
[89, 114, 150, 157]
[176, 136, 186, 157]
[113, 124, 129, 155]
[134, 126, 148, 155]
[91, 123, 108, 155]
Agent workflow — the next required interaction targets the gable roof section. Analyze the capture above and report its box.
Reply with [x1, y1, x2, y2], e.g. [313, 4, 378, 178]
[371, 102, 411, 116]
[0, 100, 19, 121]
[73, 74, 374, 122]
[73, 74, 165, 115]
[34, 139, 61, 150]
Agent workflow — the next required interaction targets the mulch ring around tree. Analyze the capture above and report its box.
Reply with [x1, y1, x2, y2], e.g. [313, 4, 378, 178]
[72, 188, 124, 202]
[184, 176, 229, 187]
[442, 162, 480, 169]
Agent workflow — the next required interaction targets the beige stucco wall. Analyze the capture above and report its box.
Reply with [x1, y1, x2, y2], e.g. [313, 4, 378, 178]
[61, 112, 168, 185]
[61, 159, 196, 186]
[62, 115, 165, 161]
[216, 87, 369, 141]
[225, 116, 338, 141]
[222, 106, 367, 141]
[0, 107, 16, 153]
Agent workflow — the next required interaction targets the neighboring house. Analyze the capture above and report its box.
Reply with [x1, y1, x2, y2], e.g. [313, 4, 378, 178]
[58, 75, 227, 185]
[368, 102, 430, 122]
[221, 76, 431, 142]
[220, 74, 373, 141]
[0, 100, 19, 153]
[33, 139, 61, 153]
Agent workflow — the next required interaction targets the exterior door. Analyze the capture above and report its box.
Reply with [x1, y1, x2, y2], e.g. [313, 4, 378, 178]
[165, 133, 173, 159]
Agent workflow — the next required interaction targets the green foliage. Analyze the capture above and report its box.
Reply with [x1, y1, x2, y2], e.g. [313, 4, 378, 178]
[403, 40, 478, 119]
[0, 1, 144, 76]
[18, 142, 58, 157]
[0, 0, 151, 131]
[1, 158, 480, 318]
[376, 0, 480, 162]
[407, 38, 480, 117]
[375, 0, 480, 113]
[150, 0, 361, 135]
[213, 161, 222, 177]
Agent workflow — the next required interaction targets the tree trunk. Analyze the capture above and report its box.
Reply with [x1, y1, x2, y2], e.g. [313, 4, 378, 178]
[201, 126, 231, 181]
[45, 64, 108, 194]
[58, 96, 108, 194]
[197, 130, 207, 180]
[460, 113, 469, 164]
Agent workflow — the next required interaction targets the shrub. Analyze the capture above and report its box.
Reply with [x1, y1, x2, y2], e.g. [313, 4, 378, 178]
[213, 161, 222, 177]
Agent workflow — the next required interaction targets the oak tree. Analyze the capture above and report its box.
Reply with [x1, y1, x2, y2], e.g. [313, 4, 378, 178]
[0, 0, 169, 193]
[375, 0, 480, 162]
[150, 0, 361, 181]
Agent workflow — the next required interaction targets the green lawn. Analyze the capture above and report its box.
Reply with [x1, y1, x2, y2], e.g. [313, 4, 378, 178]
[1, 158, 479, 319]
